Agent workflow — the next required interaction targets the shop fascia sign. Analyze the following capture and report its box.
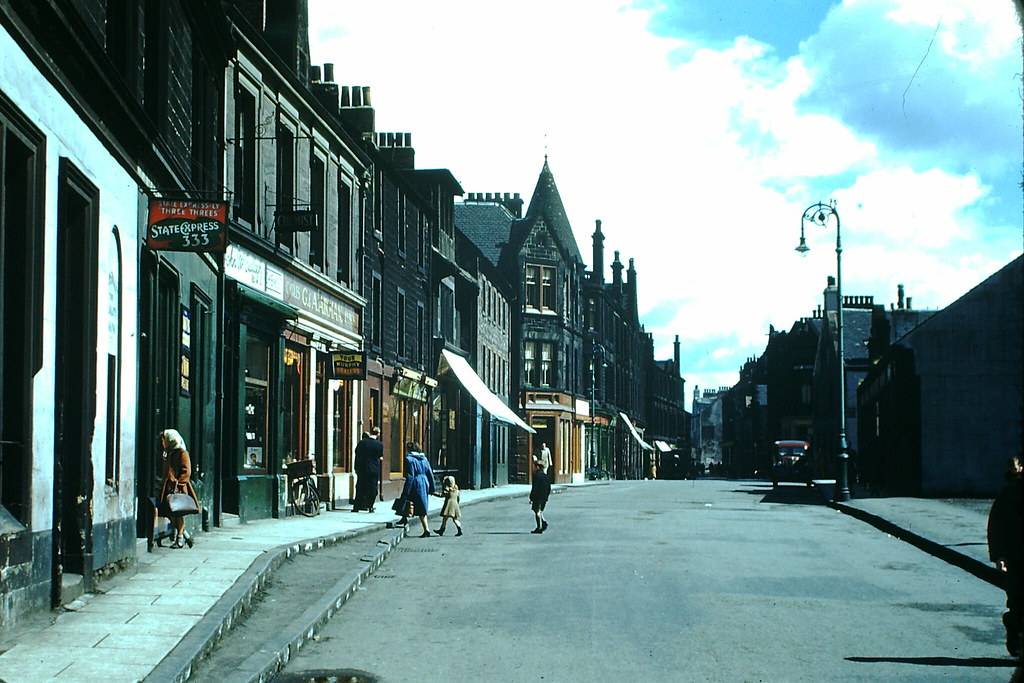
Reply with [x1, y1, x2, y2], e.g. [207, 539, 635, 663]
[146, 198, 227, 251]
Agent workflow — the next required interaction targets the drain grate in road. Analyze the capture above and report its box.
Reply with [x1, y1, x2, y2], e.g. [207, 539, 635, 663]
[272, 669, 378, 683]
[397, 546, 439, 552]
[372, 575, 395, 579]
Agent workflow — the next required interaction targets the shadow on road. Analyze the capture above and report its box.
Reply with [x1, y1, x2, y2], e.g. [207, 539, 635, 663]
[846, 655, 1017, 668]
[731, 482, 827, 506]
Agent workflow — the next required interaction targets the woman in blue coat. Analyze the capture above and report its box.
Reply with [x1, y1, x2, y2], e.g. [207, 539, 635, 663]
[402, 441, 436, 537]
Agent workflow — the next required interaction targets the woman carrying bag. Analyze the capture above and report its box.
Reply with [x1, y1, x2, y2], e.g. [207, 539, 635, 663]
[159, 428, 200, 549]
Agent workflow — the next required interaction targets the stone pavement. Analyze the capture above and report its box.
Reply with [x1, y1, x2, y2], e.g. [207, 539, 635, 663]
[0, 481, 1005, 683]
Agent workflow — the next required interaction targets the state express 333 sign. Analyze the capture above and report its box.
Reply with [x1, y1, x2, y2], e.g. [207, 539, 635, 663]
[147, 199, 228, 251]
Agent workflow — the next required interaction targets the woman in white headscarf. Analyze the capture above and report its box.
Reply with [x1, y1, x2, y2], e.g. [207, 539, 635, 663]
[159, 428, 199, 548]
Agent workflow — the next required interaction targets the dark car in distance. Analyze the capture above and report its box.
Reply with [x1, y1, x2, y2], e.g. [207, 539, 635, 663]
[771, 440, 813, 488]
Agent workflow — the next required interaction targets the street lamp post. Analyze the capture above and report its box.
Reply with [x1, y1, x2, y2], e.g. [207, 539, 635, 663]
[588, 341, 606, 476]
[797, 200, 851, 502]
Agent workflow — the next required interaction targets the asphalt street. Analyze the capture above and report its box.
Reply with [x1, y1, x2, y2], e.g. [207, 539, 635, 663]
[274, 479, 1011, 683]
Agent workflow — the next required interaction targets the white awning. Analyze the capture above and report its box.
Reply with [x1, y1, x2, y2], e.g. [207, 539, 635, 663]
[654, 440, 673, 452]
[440, 350, 535, 433]
[619, 412, 655, 451]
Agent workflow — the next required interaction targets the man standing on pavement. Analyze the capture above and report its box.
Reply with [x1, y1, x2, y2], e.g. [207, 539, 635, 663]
[535, 442, 552, 476]
[987, 456, 1023, 657]
[530, 459, 551, 534]
[352, 427, 383, 513]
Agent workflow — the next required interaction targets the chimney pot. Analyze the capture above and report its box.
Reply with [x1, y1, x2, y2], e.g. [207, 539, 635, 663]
[906, 297, 912, 310]
[404, 132, 412, 147]
[323, 62, 334, 82]
[340, 86, 351, 107]
[362, 86, 372, 106]
[309, 65, 322, 82]
[352, 86, 362, 107]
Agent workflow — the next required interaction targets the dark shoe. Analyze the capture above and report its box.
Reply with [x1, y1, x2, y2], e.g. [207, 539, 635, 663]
[368, 507, 375, 513]
[184, 532, 194, 548]
[455, 528, 463, 537]
[419, 531, 431, 538]
[434, 528, 445, 536]
[531, 528, 542, 534]
[351, 507, 360, 513]
[541, 520, 548, 531]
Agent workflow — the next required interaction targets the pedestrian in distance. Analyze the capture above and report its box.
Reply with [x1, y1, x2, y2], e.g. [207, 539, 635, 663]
[352, 426, 383, 512]
[535, 441, 552, 475]
[158, 428, 199, 549]
[433, 475, 463, 536]
[987, 455, 1023, 657]
[402, 441, 436, 537]
[530, 459, 551, 534]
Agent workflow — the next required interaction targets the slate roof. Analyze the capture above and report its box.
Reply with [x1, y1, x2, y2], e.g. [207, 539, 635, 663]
[523, 157, 583, 264]
[842, 308, 873, 360]
[454, 202, 517, 267]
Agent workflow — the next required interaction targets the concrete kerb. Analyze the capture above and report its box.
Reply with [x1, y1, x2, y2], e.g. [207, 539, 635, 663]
[144, 523, 403, 683]
[147, 484, 566, 683]
[224, 530, 404, 683]
[828, 500, 1004, 589]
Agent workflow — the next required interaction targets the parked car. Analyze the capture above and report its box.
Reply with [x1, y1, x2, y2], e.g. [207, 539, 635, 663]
[771, 440, 813, 488]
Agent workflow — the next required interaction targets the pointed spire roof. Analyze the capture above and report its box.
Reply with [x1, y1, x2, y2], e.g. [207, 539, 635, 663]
[525, 156, 583, 264]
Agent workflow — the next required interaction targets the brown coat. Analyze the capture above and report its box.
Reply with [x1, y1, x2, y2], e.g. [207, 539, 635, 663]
[160, 448, 199, 510]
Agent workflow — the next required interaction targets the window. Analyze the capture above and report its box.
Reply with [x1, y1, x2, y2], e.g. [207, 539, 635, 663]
[309, 154, 325, 269]
[525, 264, 556, 312]
[416, 304, 424, 363]
[523, 341, 555, 387]
[244, 334, 271, 472]
[397, 191, 407, 254]
[372, 274, 382, 346]
[336, 179, 351, 284]
[397, 290, 406, 357]
[233, 86, 256, 225]
[275, 123, 295, 249]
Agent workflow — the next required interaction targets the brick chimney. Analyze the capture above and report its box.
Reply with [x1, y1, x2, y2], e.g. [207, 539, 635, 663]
[592, 219, 604, 283]
[377, 132, 415, 170]
[338, 85, 375, 137]
[264, 0, 311, 81]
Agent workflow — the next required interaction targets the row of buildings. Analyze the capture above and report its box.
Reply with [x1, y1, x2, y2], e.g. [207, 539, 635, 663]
[0, 1, 689, 630]
[696, 256, 1022, 497]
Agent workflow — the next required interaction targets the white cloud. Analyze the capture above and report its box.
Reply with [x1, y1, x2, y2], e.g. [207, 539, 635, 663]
[308, 0, 1022, 408]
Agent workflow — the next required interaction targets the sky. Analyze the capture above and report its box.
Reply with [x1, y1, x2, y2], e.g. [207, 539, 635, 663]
[308, 0, 1023, 410]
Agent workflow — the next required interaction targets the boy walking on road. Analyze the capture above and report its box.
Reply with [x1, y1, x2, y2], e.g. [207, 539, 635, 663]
[530, 460, 551, 534]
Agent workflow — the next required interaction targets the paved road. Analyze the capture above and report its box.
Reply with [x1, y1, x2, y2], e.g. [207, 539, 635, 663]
[272, 479, 1010, 682]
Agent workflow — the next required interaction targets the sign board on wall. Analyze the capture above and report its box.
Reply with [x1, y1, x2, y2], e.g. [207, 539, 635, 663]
[146, 199, 227, 251]
[330, 350, 367, 380]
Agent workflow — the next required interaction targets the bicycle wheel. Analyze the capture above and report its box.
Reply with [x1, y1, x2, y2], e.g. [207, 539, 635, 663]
[292, 477, 320, 517]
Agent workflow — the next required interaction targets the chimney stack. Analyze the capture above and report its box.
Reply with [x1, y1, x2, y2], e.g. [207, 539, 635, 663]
[674, 334, 681, 374]
[323, 62, 334, 82]
[611, 250, 623, 288]
[897, 283, 905, 309]
[592, 219, 605, 283]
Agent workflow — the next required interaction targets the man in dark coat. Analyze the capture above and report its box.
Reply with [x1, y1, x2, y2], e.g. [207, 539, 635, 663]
[530, 460, 551, 534]
[988, 456, 1023, 657]
[352, 427, 383, 512]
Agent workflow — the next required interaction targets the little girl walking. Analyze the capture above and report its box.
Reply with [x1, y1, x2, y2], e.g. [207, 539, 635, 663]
[433, 475, 463, 536]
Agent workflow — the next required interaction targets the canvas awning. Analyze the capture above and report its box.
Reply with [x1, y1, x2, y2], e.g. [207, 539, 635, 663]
[619, 412, 655, 451]
[440, 350, 535, 433]
[654, 440, 673, 452]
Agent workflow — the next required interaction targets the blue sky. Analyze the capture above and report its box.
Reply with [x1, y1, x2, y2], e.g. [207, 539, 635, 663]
[309, 0, 1023, 408]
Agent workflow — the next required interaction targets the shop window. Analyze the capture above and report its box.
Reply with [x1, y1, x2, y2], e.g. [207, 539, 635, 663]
[282, 343, 307, 462]
[244, 335, 270, 472]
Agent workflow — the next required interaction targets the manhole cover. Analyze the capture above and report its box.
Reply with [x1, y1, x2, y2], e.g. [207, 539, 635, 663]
[273, 669, 377, 683]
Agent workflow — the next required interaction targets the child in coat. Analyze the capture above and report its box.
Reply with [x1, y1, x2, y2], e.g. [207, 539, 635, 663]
[433, 475, 463, 536]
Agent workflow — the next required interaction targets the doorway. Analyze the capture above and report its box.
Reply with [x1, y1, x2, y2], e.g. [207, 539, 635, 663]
[52, 160, 99, 605]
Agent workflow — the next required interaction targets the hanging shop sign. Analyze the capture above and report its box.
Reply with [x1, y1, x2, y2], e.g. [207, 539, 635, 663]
[146, 199, 227, 251]
[275, 209, 319, 232]
[330, 350, 367, 380]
